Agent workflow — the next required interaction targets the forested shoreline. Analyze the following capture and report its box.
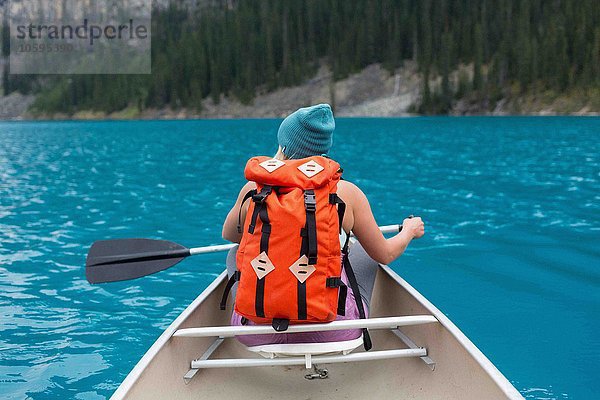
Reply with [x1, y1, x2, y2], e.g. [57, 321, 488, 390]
[1, 0, 599, 116]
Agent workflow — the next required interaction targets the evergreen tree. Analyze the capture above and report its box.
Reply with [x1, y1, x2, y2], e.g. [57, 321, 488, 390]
[592, 28, 600, 85]
[21, 0, 600, 115]
[440, 31, 453, 111]
[472, 23, 484, 92]
[555, 25, 570, 90]
[516, 1, 532, 89]
[420, 69, 432, 114]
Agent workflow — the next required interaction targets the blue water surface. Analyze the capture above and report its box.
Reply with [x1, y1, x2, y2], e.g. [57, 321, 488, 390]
[0, 117, 598, 399]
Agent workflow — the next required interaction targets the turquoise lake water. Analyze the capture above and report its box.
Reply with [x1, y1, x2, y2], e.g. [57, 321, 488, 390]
[0, 117, 598, 399]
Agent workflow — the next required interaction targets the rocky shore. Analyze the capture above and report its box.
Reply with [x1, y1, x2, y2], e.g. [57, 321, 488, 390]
[1, 62, 598, 120]
[0, 92, 36, 120]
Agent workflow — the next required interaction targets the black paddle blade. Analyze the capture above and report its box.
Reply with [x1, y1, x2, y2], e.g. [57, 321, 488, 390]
[86, 238, 190, 284]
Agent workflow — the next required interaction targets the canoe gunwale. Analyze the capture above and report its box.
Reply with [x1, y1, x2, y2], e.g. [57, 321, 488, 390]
[378, 264, 522, 399]
[173, 315, 438, 337]
[110, 271, 228, 400]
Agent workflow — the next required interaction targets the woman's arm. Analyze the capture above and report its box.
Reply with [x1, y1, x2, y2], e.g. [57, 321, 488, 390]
[222, 181, 257, 243]
[347, 182, 424, 265]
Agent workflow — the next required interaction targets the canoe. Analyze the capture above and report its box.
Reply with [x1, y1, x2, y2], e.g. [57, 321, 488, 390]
[111, 264, 523, 399]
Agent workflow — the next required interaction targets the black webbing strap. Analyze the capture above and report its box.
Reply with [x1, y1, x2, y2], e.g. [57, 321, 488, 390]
[342, 237, 372, 351]
[220, 270, 241, 310]
[327, 192, 347, 318]
[258, 206, 271, 254]
[325, 276, 348, 316]
[338, 282, 347, 316]
[297, 281, 307, 320]
[329, 193, 346, 234]
[238, 189, 257, 233]
[304, 190, 318, 265]
[248, 204, 261, 234]
[248, 186, 272, 234]
[255, 278, 265, 318]
[342, 232, 351, 257]
[326, 276, 347, 316]
[297, 211, 310, 321]
[254, 200, 271, 319]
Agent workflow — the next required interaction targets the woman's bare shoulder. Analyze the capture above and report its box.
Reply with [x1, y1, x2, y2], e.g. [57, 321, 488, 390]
[338, 179, 358, 190]
[239, 181, 257, 195]
[233, 181, 257, 204]
[242, 181, 257, 191]
[337, 180, 371, 215]
[338, 179, 365, 200]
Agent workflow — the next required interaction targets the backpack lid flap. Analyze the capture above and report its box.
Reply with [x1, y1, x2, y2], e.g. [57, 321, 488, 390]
[245, 156, 341, 188]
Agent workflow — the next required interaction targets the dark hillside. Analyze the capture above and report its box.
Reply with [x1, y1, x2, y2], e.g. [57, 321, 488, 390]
[1, 0, 598, 116]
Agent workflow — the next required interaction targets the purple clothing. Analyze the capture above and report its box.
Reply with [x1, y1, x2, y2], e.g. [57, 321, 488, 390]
[231, 267, 367, 346]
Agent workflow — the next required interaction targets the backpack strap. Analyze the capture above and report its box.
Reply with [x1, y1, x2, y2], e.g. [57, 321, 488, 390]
[329, 193, 347, 316]
[304, 190, 318, 265]
[326, 276, 347, 316]
[221, 187, 265, 312]
[220, 270, 241, 310]
[342, 235, 373, 351]
[252, 185, 272, 319]
[329, 193, 346, 234]
[237, 189, 257, 233]
[248, 186, 271, 234]
[337, 282, 348, 316]
[297, 225, 309, 321]
[292, 189, 318, 322]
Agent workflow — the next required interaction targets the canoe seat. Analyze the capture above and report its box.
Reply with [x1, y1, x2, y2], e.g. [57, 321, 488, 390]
[245, 336, 364, 359]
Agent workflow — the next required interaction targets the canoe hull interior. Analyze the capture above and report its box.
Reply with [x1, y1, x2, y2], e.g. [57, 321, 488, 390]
[113, 266, 522, 400]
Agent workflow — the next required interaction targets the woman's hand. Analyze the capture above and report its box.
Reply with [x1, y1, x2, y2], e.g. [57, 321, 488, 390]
[402, 216, 425, 239]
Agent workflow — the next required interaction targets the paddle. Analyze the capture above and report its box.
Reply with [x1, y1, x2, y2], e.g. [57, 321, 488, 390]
[86, 224, 404, 284]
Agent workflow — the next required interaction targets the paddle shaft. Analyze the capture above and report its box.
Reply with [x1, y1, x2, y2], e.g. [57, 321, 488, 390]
[188, 224, 403, 255]
[86, 223, 405, 284]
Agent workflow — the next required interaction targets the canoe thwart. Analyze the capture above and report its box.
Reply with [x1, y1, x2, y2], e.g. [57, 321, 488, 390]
[173, 315, 438, 338]
[190, 348, 428, 369]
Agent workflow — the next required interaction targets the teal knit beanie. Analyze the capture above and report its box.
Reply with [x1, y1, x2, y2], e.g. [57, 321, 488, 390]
[277, 104, 335, 159]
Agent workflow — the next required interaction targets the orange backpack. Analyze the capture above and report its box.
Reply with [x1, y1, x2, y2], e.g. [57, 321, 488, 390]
[220, 156, 371, 348]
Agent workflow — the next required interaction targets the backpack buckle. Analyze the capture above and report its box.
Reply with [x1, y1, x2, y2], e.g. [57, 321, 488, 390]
[304, 192, 316, 212]
[252, 186, 272, 203]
